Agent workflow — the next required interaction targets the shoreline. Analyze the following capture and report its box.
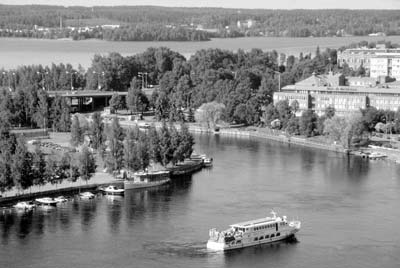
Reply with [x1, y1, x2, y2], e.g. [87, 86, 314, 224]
[186, 124, 348, 153]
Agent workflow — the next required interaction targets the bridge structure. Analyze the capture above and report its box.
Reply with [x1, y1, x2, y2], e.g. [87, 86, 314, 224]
[47, 90, 128, 111]
[46, 88, 155, 112]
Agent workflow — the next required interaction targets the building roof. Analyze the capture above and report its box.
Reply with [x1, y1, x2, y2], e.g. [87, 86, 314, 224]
[295, 72, 343, 87]
[282, 73, 400, 94]
[231, 217, 278, 227]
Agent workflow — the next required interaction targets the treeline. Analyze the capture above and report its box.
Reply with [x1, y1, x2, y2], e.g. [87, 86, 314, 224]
[339, 40, 400, 52]
[0, 24, 210, 42]
[264, 100, 400, 147]
[0, 124, 96, 195]
[1, 5, 400, 39]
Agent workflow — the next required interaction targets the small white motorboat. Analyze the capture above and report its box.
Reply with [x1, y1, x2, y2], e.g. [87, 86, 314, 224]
[79, 192, 95, 199]
[35, 197, 58, 206]
[203, 157, 213, 167]
[54, 196, 68, 203]
[14, 201, 36, 210]
[103, 185, 125, 195]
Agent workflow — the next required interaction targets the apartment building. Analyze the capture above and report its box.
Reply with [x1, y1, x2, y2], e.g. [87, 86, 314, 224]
[273, 72, 400, 116]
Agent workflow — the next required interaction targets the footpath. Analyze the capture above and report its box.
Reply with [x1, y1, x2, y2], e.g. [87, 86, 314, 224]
[0, 171, 120, 206]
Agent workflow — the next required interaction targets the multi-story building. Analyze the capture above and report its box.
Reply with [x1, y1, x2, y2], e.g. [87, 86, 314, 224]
[370, 54, 400, 80]
[273, 72, 400, 116]
[337, 45, 400, 71]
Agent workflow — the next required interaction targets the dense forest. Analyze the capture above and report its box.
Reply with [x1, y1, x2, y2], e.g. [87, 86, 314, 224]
[1, 5, 400, 40]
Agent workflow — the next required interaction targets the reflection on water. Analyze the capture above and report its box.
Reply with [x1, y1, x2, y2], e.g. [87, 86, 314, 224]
[1, 134, 400, 268]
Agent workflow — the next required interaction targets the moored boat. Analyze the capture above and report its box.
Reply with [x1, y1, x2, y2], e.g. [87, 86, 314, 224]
[167, 160, 204, 176]
[203, 157, 213, 167]
[79, 192, 95, 199]
[14, 201, 36, 210]
[35, 197, 58, 206]
[103, 185, 125, 195]
[124, 170, 170, 190]
[207, 211, 301, 251]
[54, 196, 68, 203]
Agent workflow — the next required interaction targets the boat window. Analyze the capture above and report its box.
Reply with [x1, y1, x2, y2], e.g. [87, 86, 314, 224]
[254, 237, 258, 241]
[277, 232, 280, 236]
[236, 240, 241, 244]
[265, 235, 269, 238]
[259, 236, 264, 240]
[246, 228, 249, 231]
[271, 234, 275, 238]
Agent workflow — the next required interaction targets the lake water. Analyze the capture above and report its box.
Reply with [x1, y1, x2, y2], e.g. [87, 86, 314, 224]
[2, 36, 400, 69]
[1, 134, 400, 268]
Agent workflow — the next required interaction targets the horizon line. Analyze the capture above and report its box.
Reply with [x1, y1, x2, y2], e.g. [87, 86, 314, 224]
[0, 4, 398, 11]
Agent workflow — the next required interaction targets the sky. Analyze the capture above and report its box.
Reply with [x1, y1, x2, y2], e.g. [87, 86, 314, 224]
[0, 0, 400, 9]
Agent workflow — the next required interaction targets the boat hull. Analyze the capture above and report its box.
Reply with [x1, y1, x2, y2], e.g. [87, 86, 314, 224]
[35, 198, 58, 206]
[124, 178, 170, 190]
[104, 190, 125, 195]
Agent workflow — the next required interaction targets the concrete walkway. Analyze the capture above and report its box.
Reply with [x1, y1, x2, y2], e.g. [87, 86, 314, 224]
[1, 171, 119, 199]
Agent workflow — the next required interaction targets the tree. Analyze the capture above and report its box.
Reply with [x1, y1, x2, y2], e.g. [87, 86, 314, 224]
[109, 93, 123, 114]
[148, 124, 162, 164]
[33, 90, 49, 129]
[299, 110, 319, 137]
[169, 124, 182, 165]
[159, 121, 173, 166]
[12, 138, 33, 192]
[324, 106, 336, 119]
[290, 100, 300, 114]
[105, 117, 125, 172]
[78, 146, 97, 183]
[195, 102, 225, 129]
[51, 95, 71, 132]
[70, 114, 83, 146]
[126, 87, 149, 115]
[285, 116, 300, 135]
[324, 112, 367, 148]
[179, 123, 195, 159]
[32, 145, 46, 188]
[90, 112, 104, 150]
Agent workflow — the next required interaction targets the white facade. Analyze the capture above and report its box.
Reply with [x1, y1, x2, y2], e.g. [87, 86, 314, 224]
[370, 54, 400, 79]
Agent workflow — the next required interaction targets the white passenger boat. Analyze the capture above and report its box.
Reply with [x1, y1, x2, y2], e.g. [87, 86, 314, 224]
[207, 211, 301, 251]
[103, 185, 125, 195]
[35, 197, 58, 206]
[124, 170, 170, 190]
[14, 201, 36, 210]
[79, 192, 95, 199]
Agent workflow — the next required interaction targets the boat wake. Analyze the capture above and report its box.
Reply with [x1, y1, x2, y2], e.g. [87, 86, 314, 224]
[143, 241, 215, 258]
